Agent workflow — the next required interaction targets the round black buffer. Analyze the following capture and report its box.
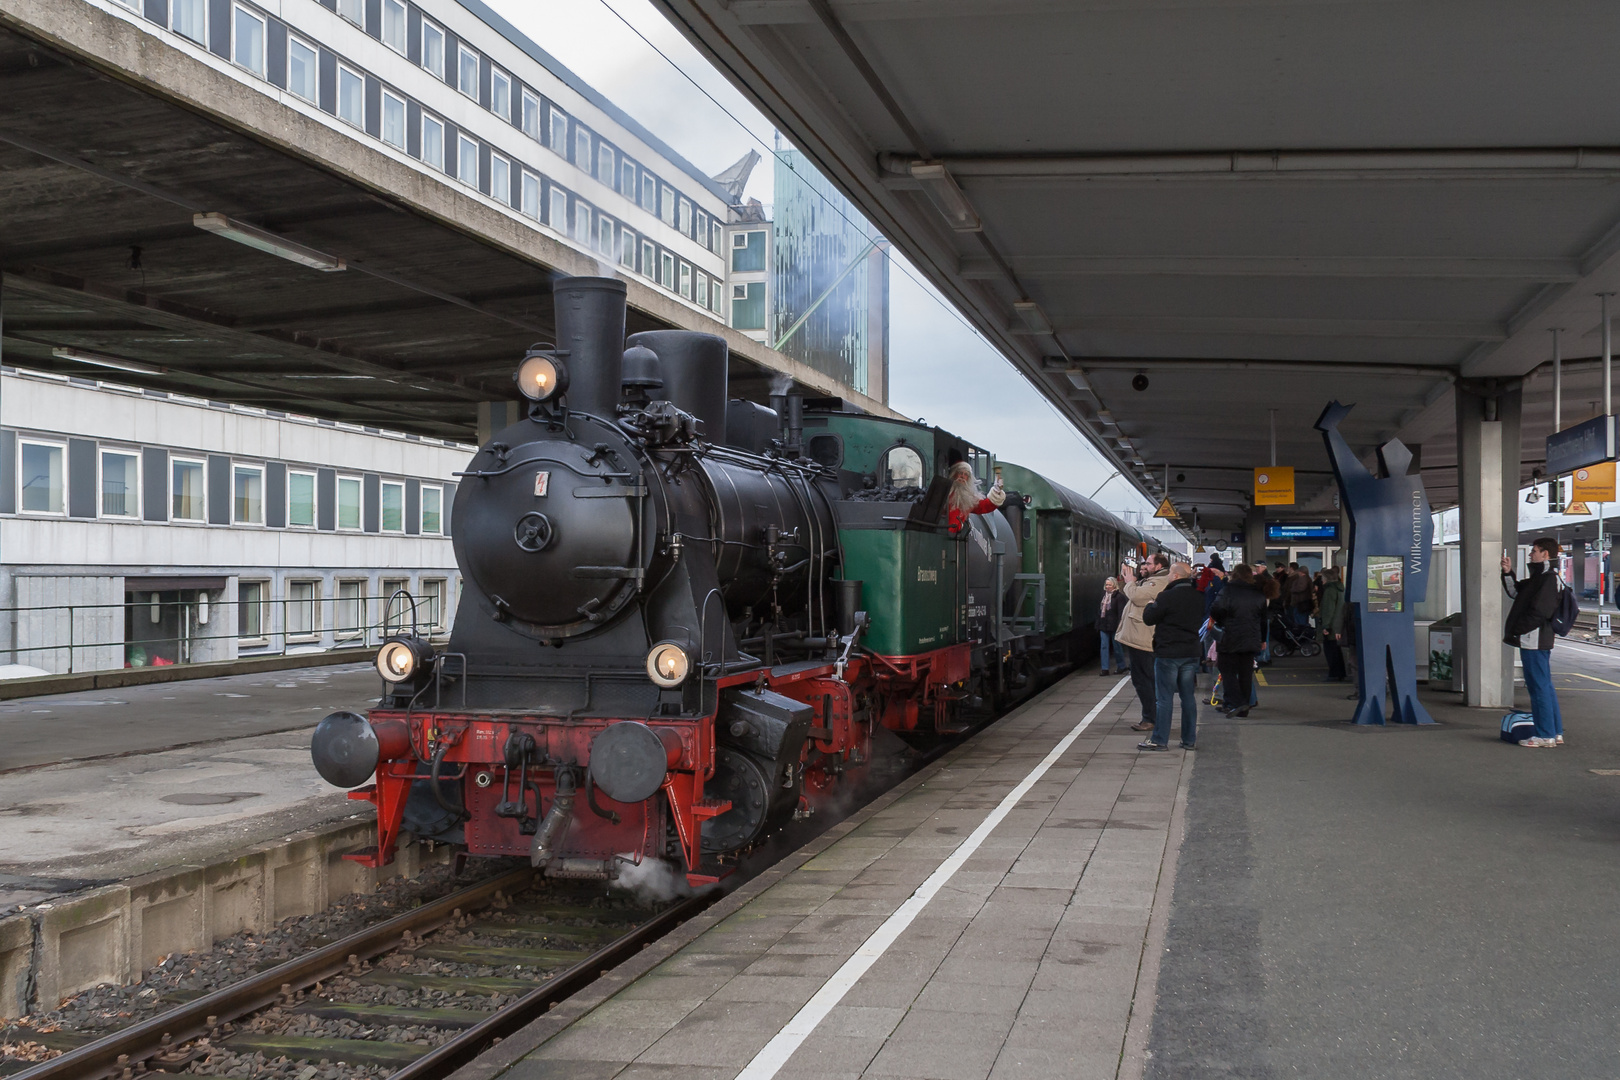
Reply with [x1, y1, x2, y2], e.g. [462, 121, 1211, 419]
[588, 721, 670, 803]
[311, 711, 379, 788]
[514, 511, 554, 552]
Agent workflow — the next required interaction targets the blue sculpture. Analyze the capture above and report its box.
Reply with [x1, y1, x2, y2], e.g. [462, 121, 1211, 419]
[1316, 401, 1435, 725]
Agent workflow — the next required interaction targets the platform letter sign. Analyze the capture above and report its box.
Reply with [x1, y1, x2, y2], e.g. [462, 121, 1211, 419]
[1571, 462, 1616, 503]
[1316, 401, 1435, 725]
[1254, 466, 1295, 505]
[1546, 414, 1616, 477]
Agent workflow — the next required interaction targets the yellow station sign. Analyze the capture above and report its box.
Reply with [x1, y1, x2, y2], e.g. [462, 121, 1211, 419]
[1572, 462, 1616, 503]
[1254, 467, 1295, 505]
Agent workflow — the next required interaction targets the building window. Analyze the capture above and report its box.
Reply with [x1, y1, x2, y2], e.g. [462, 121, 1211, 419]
[492, 68, 510, 118]
[708, 225, 722, 254]
[548, 107, 567, 153]
[660, 251, 674, 289]
[678, 198, 691, 235]
[171, 0, 206, 45]
[618, 228, 636, 268]
[233, 465, 263, 525]
[172, 458, 205, 521]
[337, 64, 364, 128]
[574, 127, 591, 171]
[597, 145, 615, 188]
[337, 475, 362, 529]
[381, 577, 410, 632]
[598, 216, 614, 254]
[521, 88, 541, 139]
[101, 450, 139, 518]
[641, 239, 655, 278]
[421, 485, 443, 534]
[710, 279, 723, 313]
[421, 578, 446, 630]
[421, 19, 444, 79]
[238, 580, 266, 641]
[521, 171, 540, 219]
[572, 202, 592, 246]
[549, 186, 568, 231]
[381, 0, 406, 54]
[19, 440, 64, 514]
[336, 0, 362, 26]
[381, 480, 404, 532]
[286, 580, 320, 639]
[287, 37, 317, 102]
[336, 579, 367, 639]
[288, 470, 316, 528]
[679, 261, 692, 299]
[694, 211, 707, 249]
[422, 114, 444, 170]
[232, 6, 264, 76]
[620, 160, 636, 198]
[659, 184, 676, 226]
[491, 152, 511, 204]
[732, 282, 765, 330]
[733, 230, 766, 272]
[639, 173, 655, 213]
[457, 44, 478, 98]
[457, 135, 479, 186]
[696, 273, 708, 309]
[381, 90, 406, 149]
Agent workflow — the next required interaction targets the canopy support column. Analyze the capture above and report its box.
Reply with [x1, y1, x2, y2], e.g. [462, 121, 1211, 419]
[1455, 379, 1522, 708]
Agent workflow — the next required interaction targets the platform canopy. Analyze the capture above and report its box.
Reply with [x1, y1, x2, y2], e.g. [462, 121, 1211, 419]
[653, 0, 1620, 536]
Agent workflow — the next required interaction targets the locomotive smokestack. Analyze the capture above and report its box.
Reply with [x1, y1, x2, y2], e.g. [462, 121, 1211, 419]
[552, 276, 628, 418]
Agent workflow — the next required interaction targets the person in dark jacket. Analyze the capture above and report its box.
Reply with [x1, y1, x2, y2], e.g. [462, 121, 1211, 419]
[1503, 537, 1565, 746]
[1210, 565, 1271, 716]
[1139, 563, 1204, 750]
[1097, 577, 1127, 675]
[1318, 567, 1347, 681]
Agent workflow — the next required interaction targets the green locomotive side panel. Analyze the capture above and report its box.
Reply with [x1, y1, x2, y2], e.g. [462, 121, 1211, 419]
[838, 522, 964, 657]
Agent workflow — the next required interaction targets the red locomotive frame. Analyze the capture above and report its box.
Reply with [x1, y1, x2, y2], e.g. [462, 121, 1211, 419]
[344, 642, 972, 885]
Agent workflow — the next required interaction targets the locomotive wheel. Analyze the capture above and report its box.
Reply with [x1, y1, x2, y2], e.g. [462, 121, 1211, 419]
[701, 746, 773, 854]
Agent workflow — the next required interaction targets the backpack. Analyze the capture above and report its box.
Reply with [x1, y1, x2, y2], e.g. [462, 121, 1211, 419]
[1551, 577, 1579, 637]
[1500, 711, 1536, 743]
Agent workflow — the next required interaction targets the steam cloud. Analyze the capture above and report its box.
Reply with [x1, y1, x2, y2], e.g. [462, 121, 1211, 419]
[612, 855, 696, 904]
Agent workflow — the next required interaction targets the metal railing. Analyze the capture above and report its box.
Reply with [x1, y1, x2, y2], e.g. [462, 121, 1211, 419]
[0, 592, 449, 675]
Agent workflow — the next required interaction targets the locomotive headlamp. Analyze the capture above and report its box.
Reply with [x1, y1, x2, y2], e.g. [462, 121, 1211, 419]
[376, 636, 432, 683]
[516, 352, 567, 402]
[646, 641, 691, 688]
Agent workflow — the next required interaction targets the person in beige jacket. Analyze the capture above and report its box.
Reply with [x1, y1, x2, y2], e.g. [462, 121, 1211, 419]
[1117, 554, 1172, 730]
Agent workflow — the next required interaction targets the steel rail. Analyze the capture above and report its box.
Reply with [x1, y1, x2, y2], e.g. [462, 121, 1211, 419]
[11, 867, 534, 1080]
[388, 890, 714, 1080]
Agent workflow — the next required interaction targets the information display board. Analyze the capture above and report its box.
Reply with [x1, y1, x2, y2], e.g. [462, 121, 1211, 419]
[1265, 521, 1339, 542]
[1366, 555, 1405, 613]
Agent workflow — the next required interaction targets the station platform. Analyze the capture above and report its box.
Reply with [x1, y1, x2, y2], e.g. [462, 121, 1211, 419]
[471, 642, 1620, 1080]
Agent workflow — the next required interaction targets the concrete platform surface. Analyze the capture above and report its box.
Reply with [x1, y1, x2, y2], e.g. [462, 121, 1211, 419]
[0, 662, 378, 773]
[489, 671, 1188, 1080]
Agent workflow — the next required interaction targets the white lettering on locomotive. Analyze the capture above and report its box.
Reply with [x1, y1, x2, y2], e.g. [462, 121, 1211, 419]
[918, 568, 939, 583]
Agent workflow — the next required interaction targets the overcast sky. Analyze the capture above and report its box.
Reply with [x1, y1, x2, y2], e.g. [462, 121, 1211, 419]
[486, 0, 1157, 520]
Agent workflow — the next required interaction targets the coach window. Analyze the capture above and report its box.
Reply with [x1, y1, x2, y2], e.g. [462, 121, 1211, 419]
[521, 88, 541, 140]
[337, 475, 362, 530]
[336, 0, 362, 26]
[381, 90, 406, 149]
[288, 469, 316, 528]
[287, 37, 317, 102]
[233, 464, 264, 525]
[232, 6, 265, 76]
[882, 444, 924, 490]
[381, 0, 406, 53]
[101, 449, 140, 518]
[337, 64, 364, 129]
[421, 485, 443, 534]
[457, 44, 478, 98]
[381, 481, 405, 532]
[421, 113, 445, 170]
[171, 458, 205, 521]
[491, 152, 511, 205]
[521, 171, 540, 219]
[171, 0, 206, 45]
[421, 19, 445, 79]
[457, 134, 479, 187]
[19, 440, 65, 515]
[492, 68, 511, 119]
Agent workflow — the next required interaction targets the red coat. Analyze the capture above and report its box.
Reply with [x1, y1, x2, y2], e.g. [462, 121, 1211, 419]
[948, 498, 998, 533]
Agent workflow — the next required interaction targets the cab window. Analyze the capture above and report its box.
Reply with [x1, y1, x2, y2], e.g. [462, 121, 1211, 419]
[882, 444, 924, 489]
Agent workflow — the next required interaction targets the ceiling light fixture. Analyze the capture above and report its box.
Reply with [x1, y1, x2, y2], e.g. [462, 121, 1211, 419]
[910, 162, 982, 232]
[1012, 301, 1053, 335]
[52, 348, 165, 375]
[193, 212, 346, 271]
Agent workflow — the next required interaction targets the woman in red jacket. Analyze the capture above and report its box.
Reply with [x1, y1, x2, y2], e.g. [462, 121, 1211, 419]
[946, 461, 1005, 532]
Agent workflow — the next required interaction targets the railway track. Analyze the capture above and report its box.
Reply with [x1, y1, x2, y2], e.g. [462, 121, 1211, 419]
[7, 867, 709, 1080]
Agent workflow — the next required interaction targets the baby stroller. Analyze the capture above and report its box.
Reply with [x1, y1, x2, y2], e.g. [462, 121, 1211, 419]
[1267, 614, 1320, 657]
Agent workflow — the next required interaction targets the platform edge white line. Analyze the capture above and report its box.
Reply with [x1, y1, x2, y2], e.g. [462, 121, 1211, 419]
[734, 676, 1132, 1080]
